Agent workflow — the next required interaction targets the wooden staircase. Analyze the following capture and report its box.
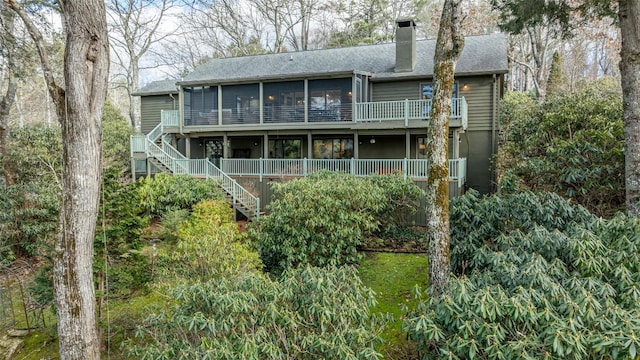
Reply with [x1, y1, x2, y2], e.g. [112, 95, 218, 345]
[140, 123, 261, 220]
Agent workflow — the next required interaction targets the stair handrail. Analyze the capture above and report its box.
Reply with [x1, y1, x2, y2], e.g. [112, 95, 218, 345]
[203, 159, 260, 219]
[147, 141, 190, 174]
[143, 122, 260, 219]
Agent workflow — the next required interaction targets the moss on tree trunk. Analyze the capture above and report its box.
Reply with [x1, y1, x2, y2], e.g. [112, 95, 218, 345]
[426, 0, 464, 297]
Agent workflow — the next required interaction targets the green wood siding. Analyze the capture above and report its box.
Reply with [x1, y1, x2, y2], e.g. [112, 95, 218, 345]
[371, 75, 497, 132]
[371, 80, 422, 101]
[140, 95, 177, 134]
[458, 76, 495, 131]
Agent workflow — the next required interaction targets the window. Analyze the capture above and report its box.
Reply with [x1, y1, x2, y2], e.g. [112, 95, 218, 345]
[308, 78, 352, 122]
[221, 84, 260, 125]
[263, 81, 304, 123]
[421, 82, 458, 100]
[313, 138, 354, 159]
[183, 86, 218, 125]
[268, 139, 302, 159]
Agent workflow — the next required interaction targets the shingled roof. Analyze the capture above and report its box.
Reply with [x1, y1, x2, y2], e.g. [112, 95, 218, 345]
[136, 33, 508, 94]
[134, 79, 179, 96]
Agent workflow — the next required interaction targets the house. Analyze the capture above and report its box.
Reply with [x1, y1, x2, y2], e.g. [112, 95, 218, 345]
[130, 19, 508, 221]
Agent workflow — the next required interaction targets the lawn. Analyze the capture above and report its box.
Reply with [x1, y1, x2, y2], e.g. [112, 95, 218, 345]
[358, 251, 429, 359]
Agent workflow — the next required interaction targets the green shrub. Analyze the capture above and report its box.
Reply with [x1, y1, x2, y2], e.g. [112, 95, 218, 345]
[95, 172, 151, 299]
[128, 266, 385, 359]
[449, 187, 595, 275]
[138, 173, 224, 217]
[405, 190, 640, 359]
[0, 126, 61, 260]
[250, 171, 386, 275]
[367, 174, 425, 227]
[157, 208, 190, 242]
[159, 200, 262, 284]
[498, 79, 624, 216]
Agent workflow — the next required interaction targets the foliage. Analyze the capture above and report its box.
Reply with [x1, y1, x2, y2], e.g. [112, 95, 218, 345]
[546, 51, 566, 97]
[406, 189, 640, 359]
[365, 226, 428, 251]
[128, 266, 385, 360]
[101, 101, 134, 173]
[29, 264, 55, 307]
[138, 173, 224, 217]
[498, 79, 624, 216]
[490, 0, 617, 38]
[367, 174, 425, 227]
[0, 126, 61, 260]
[157, 208, 190, 242]
[159, 200, 262, 284]
[249, 171, 386, 275]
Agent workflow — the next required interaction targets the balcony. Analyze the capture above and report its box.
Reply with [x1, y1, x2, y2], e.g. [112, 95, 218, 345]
[353, 98, 467, 128]
[217, 157, 467, 186]
[163, 98, 467, 129]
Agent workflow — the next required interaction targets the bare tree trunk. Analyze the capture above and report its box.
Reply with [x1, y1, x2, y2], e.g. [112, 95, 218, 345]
[619, 0, 640, 216]
[426, 0, 464, 297]
[6, 0, 109, 358]
[0, 9, 18, 168]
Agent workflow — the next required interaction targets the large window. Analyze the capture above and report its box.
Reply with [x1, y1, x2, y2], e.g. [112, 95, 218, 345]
[313, 138, 354, 159]
[268, 139, 302, 159]
[263, 81, 304, 123]
[183, 86, 218, 126]
[308, 78, 352, 122]
[421, 82, 458, 100]
[221, 84, 260, 125]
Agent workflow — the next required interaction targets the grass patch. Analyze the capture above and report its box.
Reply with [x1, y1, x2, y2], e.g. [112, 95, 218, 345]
[358, 252, 429, 359]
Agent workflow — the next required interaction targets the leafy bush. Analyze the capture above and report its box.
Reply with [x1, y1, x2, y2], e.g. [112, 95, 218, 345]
[250, 171, 387, 275]
[128, 266, 385, 359]
[405, 190, 640, 359]
[367, 175, 425, 227]
[0, 126, 61, 260]
[157, 208, 190, 242]
[159, 200, 262, 284]
[138, 173, 224, 217]
[95, 173, 151, 299]
[449, 187, 595, 275]
[498, 79, 624, 216]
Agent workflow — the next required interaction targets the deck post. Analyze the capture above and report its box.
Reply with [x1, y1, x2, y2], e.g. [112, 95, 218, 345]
[404, 99, 409, 127]
[303, 158, 308, 176]
[259, 157, 263, 182]
[403, 158, 408, 179]
[351, 158, 355, 175]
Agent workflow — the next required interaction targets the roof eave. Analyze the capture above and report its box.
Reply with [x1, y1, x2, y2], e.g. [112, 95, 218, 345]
[369, 69, 509, 82]
[178, 70, 357, 87]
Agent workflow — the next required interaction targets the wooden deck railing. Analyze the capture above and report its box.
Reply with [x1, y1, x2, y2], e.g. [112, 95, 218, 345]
[219, 158, 467, 184]
[166, 98, 467, 128]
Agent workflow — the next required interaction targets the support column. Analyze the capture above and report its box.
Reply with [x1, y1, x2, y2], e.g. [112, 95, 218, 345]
[185, 136, 191, 158]
[307, 132, 313, 158]
[354, 131, 359, 158]
[405, 131, 411, 158]
[452, 130, 460, 158]
[223, 133, 229, 158]
[218, 85, 223, 126]
[263, 134, 269, 158]
[304, 80, 309, 123]
[259, 82, 264, 124]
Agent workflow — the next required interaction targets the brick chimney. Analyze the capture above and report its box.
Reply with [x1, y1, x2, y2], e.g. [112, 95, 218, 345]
[395, 19, 416, 72]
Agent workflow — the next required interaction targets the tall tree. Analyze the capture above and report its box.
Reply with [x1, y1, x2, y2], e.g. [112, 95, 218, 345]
[0, 7, 17, 166]
[5, 0, 110, 359]
[426, 0, 464, 297]
[619, 0, 640, 216]
[492, 0, 639, 215]
[107, 0, 175, 131]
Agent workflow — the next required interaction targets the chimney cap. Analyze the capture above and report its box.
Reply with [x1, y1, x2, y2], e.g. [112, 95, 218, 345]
[396, 18, 416, 27]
